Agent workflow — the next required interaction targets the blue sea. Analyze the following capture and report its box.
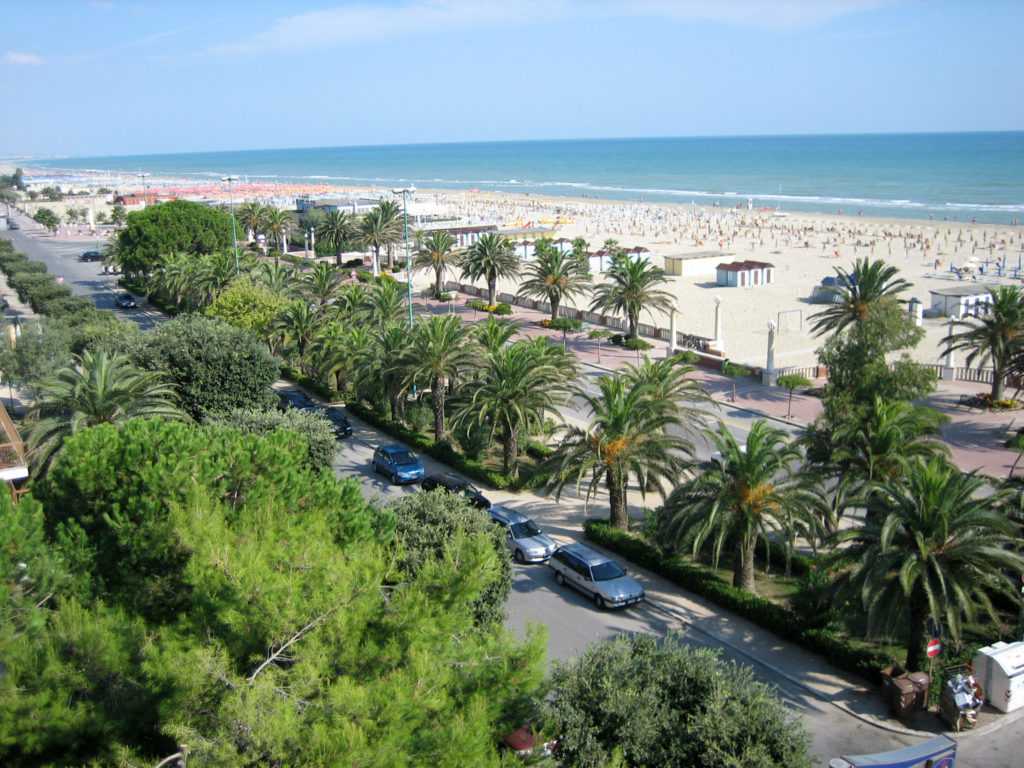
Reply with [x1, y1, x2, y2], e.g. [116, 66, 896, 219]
[22, 132, 1024, 225]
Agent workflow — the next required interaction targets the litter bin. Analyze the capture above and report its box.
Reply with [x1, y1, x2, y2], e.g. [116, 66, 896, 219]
[881, 666, 930, 718]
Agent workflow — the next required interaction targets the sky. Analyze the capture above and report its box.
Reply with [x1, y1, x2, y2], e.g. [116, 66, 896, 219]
[1, 0, 1022, 158]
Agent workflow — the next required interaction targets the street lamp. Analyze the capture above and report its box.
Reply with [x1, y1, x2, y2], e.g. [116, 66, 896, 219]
[393, 187, 416, 332]
[222, 175, 240, 274]
[667, 298, 678, 355]
[138, 172, 150, 207]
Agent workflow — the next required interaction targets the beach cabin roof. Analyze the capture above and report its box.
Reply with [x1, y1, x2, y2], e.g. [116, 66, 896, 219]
[716, 260, 774, 272]
[929, 285, 994, 298]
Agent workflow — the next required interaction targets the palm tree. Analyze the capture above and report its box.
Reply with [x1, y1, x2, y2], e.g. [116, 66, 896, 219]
[359, 205, 402, 277]
[517, 240, 593, 323]
[946, 285, 1024, 401]
[589, 254, 672, 340]
[361, 279, 407, 331]
[190, 252, 238, 307]
[475, 315, 520, 354]
[25, 350, 186, 472]
[658, 421, 819, 592]
[375, 323, 415, 422]
[272, 300, 322, 371]
[375, 200, 403, 271]
[333, 283, 369, 320]
[263, 208, 291, 262]
[831, 457, 1024, 672]
[459, 233, 520, 306]
[316, 209, 358, 266]
[252, 261, 296, 294]
[414, 231, 460, 294]
[237, 201, 268, 242]
[809, 257, 912, 338]
[403, 315, 478, 441]
[298, 261, 344, 308]
[622, 355, 713, 418]
[455, 340, 571, 476]
[546, 373, 694, 531]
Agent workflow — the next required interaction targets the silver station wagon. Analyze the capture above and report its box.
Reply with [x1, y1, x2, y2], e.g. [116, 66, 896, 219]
[548, 542, 645, 609]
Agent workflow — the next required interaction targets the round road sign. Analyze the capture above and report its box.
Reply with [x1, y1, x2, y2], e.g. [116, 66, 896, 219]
[927, 638, 941, 659]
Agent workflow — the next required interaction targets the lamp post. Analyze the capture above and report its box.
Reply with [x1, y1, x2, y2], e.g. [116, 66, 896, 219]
[943, 315, 958, 380]
[138, 172, 150, 207]
[765, 320, 776, 385]
[222, 175, 240, 274]
[393, 187, 416, 332]
[713, 295, 724, 353]
[667, 299, 678, 356]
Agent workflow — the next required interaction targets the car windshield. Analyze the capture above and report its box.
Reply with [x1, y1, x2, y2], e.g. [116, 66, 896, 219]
[510, 521, 542, 538]
[590, 561, 626, 581]
[392, 451, 417, 465]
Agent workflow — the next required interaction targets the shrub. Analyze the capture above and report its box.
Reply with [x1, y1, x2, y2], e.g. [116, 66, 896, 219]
[466, 299, 513, 315]
[623, 337, 652, 351]
[548, 317, 583, 333]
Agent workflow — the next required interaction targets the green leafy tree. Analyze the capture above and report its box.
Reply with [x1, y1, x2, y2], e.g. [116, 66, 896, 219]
[589, 254, 672, 339]
[387, 490, 512, 626]
[414, 231, 460, 294]
[460, 233, 520, 306]
[658, 421, 820, 592]
[127, 314, 278, 421]
[116, 199, 233, 274]
[206, 278, 287, 335]
[548, 633, 811, 768]
[0, 317, 72, 397]
[404, 314, 478, 441]
[547, 372, 694, 530]
[830, 457, 1024, 672]
[208, 407, 336, 473]
[776, 373, 812, 418]
[25, 350, 186, 472]
[455, 339, 573, 476]
[316, 209, 358, 265]
[236, 200, 267, 241]
[31, 207, 59, 233]
[516, 238, 592, 322]
[946, 285, 1024, 401]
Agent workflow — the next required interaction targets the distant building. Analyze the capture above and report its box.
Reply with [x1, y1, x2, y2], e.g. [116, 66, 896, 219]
[113, 192, 177, 208]
[716, 260, 775, 287]
[929, 285, 994, 317]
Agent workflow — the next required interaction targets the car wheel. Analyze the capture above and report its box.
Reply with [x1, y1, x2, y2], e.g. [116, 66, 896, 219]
[390, 471, 398, 484]
[513, 549, 525, 564]
[554, 571, 565, 586]
[594, 594, 606, 610]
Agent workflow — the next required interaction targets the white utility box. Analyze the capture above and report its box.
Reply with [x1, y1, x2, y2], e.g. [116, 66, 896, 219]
[973, 640, 1024, 713]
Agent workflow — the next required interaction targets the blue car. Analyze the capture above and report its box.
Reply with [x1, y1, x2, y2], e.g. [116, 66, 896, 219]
[372, 444, 425, 484]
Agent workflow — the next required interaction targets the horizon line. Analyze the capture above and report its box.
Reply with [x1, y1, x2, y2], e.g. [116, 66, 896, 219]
[6, 129, 1023, 164]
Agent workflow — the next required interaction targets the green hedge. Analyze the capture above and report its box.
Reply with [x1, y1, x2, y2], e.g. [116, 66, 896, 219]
[583, 519, 893, 684]
[346, 400, 550, 492]
[0, 248, 110, 329]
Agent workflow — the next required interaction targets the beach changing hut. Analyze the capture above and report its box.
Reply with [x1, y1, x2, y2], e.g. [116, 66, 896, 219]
[929, 285, 994, 317]
[716, 260, 775, 287]
[664, 251, 728, 278]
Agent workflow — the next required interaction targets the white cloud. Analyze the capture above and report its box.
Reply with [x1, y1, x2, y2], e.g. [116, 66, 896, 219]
[204, 0, 572, 56]
[4, 51, 44, 66]
[197, 0, 900, 58]
[624, 0, 900, 29]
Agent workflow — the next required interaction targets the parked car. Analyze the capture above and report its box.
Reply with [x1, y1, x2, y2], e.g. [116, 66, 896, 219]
[115, 292, 137, 309]
[489, 506, 557, 563]
[372, 444, 425, 484]
[323, 407, 353, 438]
[8, 220, 19, 230]
[421, 472, 491, 509]
[81, 250, 101, 261]
[548, 542, 645, 609]
[277, 389, 317, 412]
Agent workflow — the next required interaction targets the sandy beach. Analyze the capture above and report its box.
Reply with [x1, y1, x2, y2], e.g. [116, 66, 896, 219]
[7, 165, 1023, 372]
